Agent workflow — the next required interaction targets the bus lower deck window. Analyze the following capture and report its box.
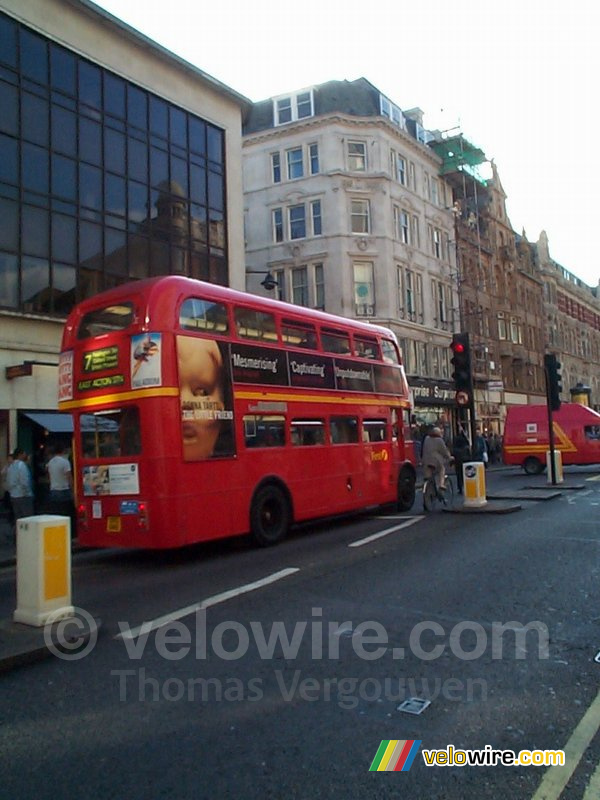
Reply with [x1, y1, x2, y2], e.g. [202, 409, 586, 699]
[80, 407, 141, 458]
[243, 415, 285, 448]
[363, 419, 388, 442]
[330, 416, 359, 444]
[291, 420, 326, 446]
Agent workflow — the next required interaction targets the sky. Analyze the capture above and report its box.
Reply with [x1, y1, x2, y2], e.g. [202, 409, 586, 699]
[93, 0, 599, 288]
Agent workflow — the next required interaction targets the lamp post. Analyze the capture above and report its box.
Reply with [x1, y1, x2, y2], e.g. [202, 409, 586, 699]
[246, 270, 279, 291]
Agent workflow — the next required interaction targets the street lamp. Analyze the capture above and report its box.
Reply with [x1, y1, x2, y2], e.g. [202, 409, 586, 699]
[246, 270, 278, 291]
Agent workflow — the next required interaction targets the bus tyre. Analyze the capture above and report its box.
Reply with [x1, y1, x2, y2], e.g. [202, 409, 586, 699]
[250, 484, 291, 547]
[397, 468, 416, 512]
[523, 456, 544, 475]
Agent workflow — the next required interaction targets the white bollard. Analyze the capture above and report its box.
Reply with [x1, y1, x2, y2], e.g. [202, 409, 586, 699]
[546, 450, 563, 484]
[13, 515, 75, 627]
[462, 462, 487, 507]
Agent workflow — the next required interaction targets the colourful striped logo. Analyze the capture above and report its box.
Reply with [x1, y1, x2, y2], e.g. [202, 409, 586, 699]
[369, 739, 422, 772]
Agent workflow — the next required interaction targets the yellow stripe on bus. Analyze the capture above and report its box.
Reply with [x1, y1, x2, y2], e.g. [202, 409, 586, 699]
[234, 390, 410, 407]
[58, 386, 180, 410]
[59, 386, 410, 412]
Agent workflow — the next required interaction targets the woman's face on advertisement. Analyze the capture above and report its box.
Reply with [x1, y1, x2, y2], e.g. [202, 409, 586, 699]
[177, 336, 225, 460]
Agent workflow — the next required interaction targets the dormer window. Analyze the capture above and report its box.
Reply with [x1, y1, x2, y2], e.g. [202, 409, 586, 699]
[274, 90, 314, 126]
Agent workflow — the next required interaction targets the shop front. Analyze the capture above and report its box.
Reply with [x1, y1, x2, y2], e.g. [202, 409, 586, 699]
[409, 378, 457, 457]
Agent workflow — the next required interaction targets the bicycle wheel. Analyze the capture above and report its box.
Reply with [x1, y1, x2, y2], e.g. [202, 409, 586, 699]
[423, 479, 436, 512]
[441, 478, 454, 508]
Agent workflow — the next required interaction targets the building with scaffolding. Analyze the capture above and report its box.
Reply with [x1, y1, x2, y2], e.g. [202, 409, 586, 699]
[430, 134, 546, 432]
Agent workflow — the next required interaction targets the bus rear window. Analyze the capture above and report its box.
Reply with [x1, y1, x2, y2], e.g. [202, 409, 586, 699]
[80, 407, 141, 457]
[180, 297, 229, 334]
[78, 303, 134, 339]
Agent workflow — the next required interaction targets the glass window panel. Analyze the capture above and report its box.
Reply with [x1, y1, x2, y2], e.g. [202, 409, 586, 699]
[190, 163, 206, 204]
[79, 220, 102, 262]
[150, 146, 169, 187]
[170, 107, 187, 147]
[105, 173, 126, 216]
[179, 297, 229, 333]
[127, 85, 147, 128]
[127, 233, 149, 278]
[104, 227, 127, 273]
[104, 127, 125, 174]
[0, 81, 18, 135]
[51, 212, 77, 263]
[51, 106, 77, 155]
[321, 328, 351, 355]
[234, 307, 277, 341]
[363, 419, 387, 443]
[0, 15, 17, 68]
[22, 205, 49, 257]
[330, 416, 359, 444]
[0, 198, 18, 250]
[104, 73, 126, 118]
[208, 170, 223, 210]
[128, 179, 148, 223]
[208, 209, 225, 252]
[52, 262, 76, 314]
[79, 117, 102, 165]
[51, 154, 77, 200]
[0, 133, 18, 185]
[289, 205, 306, 239]
[149, 96, 168, 137]
[171, 155, 188, 196]
[189, 117, 206, 155]
[79, 61, 102, 109]
[290, 420, 325, 446]
[20, 29, 48, 85]
[207, 126, 223, 164]
[50, 45, 76, 96]
[243, 415, 285, 448]
[80, 163, 102, 210]
[22, 143, 49, 194]
[128, 137, 148, 182]
[0, 252, 18, 307]
[281, 319, 317, 349]
[22, 256, 50, 311]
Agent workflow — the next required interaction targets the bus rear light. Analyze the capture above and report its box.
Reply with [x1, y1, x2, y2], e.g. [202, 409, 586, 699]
[138, 502, 149, 530]
[77, 503, 88, 528]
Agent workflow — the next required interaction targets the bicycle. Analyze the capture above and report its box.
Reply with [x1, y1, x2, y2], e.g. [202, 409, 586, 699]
[422, 467, 454, 512]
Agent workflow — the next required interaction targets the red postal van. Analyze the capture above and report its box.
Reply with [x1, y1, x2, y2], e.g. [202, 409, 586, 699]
[503, 403, 600, 474]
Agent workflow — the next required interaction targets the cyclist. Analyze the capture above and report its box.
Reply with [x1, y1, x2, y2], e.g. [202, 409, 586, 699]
[422, 427, 452, 495]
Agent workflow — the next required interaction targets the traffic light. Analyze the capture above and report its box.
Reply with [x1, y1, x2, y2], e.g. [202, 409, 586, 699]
[544, 353, 562, 412]
[450, 333, 473, 394]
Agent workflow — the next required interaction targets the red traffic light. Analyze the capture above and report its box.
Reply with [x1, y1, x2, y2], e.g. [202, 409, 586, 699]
[451, 341, 465, 354]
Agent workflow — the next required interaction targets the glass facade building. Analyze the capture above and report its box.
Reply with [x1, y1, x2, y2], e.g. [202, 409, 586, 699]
[0, 10, 228, 317]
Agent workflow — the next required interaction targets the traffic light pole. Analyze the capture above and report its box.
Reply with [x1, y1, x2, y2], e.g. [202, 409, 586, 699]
[545, 365, 558, 486]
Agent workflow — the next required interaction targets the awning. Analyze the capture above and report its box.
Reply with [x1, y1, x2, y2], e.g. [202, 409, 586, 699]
[23, 412, 74, 433]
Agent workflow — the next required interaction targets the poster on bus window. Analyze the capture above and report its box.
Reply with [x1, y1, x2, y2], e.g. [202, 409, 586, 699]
[131, 333, 162, 389]
[176, 336, 235, 460]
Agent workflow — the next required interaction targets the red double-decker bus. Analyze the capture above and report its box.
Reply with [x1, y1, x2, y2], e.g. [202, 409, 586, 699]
[58, 276, 416, 549]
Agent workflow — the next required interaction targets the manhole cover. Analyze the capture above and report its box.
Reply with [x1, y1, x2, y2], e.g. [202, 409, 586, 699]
[397, 697, 431, 715]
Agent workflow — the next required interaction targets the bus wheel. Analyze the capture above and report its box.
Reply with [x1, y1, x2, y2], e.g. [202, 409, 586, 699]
[397, 468, 416, 512]
[250, 484, 291, 547]
[523, 456, 544, 475]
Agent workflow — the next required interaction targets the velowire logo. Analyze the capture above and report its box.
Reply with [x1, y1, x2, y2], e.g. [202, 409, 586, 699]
[369, 739, 422, 772]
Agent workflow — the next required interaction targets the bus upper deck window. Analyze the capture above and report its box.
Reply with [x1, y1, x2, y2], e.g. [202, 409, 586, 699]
[180, 298, 229, 334]
[78, 303, 135, 339]
[321, 328, 351, 355]
[234, 308, 277, 342]
[381, 339, 400, 365]
[281, 319, 318, 349]
[354, 336, 380, 360]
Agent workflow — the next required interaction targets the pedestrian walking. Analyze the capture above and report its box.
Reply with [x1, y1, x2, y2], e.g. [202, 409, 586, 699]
[47, 444, 73, 507]
[6, 448, 34, 539]
[472, 428, 488, 466]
